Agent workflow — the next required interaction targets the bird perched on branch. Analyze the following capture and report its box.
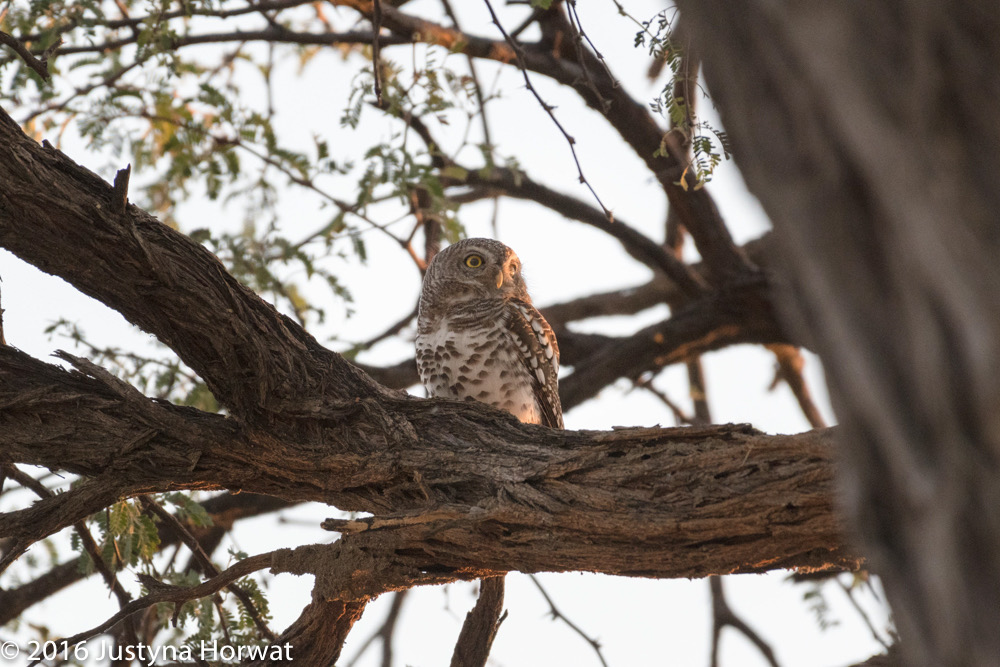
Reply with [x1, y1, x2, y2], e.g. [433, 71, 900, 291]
[416, 238, 563, 428]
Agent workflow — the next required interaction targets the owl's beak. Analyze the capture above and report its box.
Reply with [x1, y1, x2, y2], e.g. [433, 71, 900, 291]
[495, 270, 504, 289]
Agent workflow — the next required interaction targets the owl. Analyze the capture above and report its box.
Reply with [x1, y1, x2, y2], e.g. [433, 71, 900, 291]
[416, 238, 563, 428]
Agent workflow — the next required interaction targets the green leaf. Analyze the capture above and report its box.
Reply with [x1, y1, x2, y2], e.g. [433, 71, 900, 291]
[166, 492, 214, 528]
[108, 501, 131, 536]
[76, 551, 95, 576]
[137, 515, 162, 559]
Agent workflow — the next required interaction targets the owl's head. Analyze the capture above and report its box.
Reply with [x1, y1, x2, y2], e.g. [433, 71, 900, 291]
[422, 238, 530, 304]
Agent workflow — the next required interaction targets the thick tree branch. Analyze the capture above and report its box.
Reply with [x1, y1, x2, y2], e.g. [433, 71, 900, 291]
[0, 106, 380, 419]
[450, 577, 505, 667]
[3, 344, 858, 581]
[457, 165, 708, 299]
[246, 598, 367, 667]
[560, 275, 789, 409]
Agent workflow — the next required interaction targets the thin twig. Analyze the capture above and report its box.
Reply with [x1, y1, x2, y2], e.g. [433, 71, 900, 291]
[350, 305, 419, 354]
[766, 344, 828, 429]
[343, 590, 410, 667]
[138, 497, 276, 641]
[567, 1, 617, 85]
[564, 1, 612, 113]
[212, 131, 407, 246]
[20, 60, 141, 125]
[27, 552, 274, 664]
[631, 374, 692, 425]
[16, 0, 316, 42]
[481, 0, 613, 220]
[4, 466, 140, 648]
[0, 276, 5, 347]
[440, 0, 494, 161]
[529, 574, 609, 667]
[25, 28, 395, 58]
[709, 576, 780, 667]
[837, 576, 893, 650]
[0, 30, 51, 80]
[687, 358, 711, 425]
[372, 0, 384, 104]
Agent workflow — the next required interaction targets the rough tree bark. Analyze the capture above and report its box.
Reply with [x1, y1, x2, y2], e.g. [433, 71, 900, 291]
[676, 2, 1000, 665]
[0, 344, 856, 582]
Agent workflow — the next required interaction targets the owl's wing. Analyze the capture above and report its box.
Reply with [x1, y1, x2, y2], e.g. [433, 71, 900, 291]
[506, 299, 563, 429]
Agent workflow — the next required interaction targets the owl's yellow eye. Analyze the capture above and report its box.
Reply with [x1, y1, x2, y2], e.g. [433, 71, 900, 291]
[464, 254, 484, 268]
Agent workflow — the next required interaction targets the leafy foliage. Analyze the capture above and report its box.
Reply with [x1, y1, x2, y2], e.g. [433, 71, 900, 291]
[73, 499, 160, 574]
[630, 8, 731, 186]
[800, 580, 841, 632]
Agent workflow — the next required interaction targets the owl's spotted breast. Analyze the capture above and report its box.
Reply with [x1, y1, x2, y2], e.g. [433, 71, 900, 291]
[416, 238, 563, 429]
[416, 312, 547, 425]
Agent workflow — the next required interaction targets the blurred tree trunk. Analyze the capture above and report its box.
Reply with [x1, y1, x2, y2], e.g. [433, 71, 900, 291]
[676, 2, 1000, 665]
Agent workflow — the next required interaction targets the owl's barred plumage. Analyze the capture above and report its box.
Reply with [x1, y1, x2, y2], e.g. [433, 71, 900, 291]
[416, 238, 563, 428]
